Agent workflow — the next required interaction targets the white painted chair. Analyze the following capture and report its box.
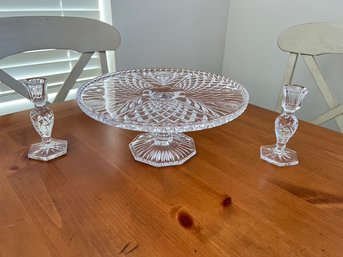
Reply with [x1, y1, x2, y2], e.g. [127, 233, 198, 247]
[0, 16, 121, 103]
[276, 22, 343, 132]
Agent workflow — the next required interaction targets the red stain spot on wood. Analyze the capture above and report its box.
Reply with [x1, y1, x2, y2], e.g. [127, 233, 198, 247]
[222, 196, 232, 207]
[9, 165, 19, 171]
[177, 211, 194, 229]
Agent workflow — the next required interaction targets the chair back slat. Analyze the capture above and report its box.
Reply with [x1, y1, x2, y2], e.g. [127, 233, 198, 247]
[53, 52, 93, 103]
[0, 16, 121, 106]
[278, 23, 343, 56]
[0, 69, 28, 98]
[0, 16, 120, 59]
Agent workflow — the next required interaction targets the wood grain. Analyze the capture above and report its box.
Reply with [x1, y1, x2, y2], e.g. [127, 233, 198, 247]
[0, 100, 342, 257]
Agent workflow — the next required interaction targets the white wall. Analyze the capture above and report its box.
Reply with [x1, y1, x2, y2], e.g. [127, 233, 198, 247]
[222, 0, 343, 131]
[111, 0, 230, 74]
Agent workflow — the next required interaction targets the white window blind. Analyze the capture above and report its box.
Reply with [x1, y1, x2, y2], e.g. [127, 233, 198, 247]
[0, 0, 113, 115]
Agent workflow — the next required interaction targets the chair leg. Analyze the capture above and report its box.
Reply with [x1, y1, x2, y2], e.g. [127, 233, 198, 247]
[276, 53, 298, 112]
[99, 51, 109, 74]
[0, 69, 29, 99]
[54, 52, 93, 103]
[311, 105, 343, 132]
[303, 54, 343, 131]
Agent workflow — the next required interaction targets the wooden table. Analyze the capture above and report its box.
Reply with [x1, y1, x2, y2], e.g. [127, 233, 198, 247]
[1, 100, 342, 257]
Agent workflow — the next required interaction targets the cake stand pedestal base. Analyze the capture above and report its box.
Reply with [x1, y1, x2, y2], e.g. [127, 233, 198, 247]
[129, 132, 196, 167]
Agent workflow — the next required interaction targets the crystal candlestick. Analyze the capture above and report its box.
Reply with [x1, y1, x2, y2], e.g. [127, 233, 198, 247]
[24, 78, 67, 161]
[260, 84, 308, 167]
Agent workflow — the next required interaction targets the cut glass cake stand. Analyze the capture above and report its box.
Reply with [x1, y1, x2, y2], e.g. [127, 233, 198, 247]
[77, 68, 249, 167]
